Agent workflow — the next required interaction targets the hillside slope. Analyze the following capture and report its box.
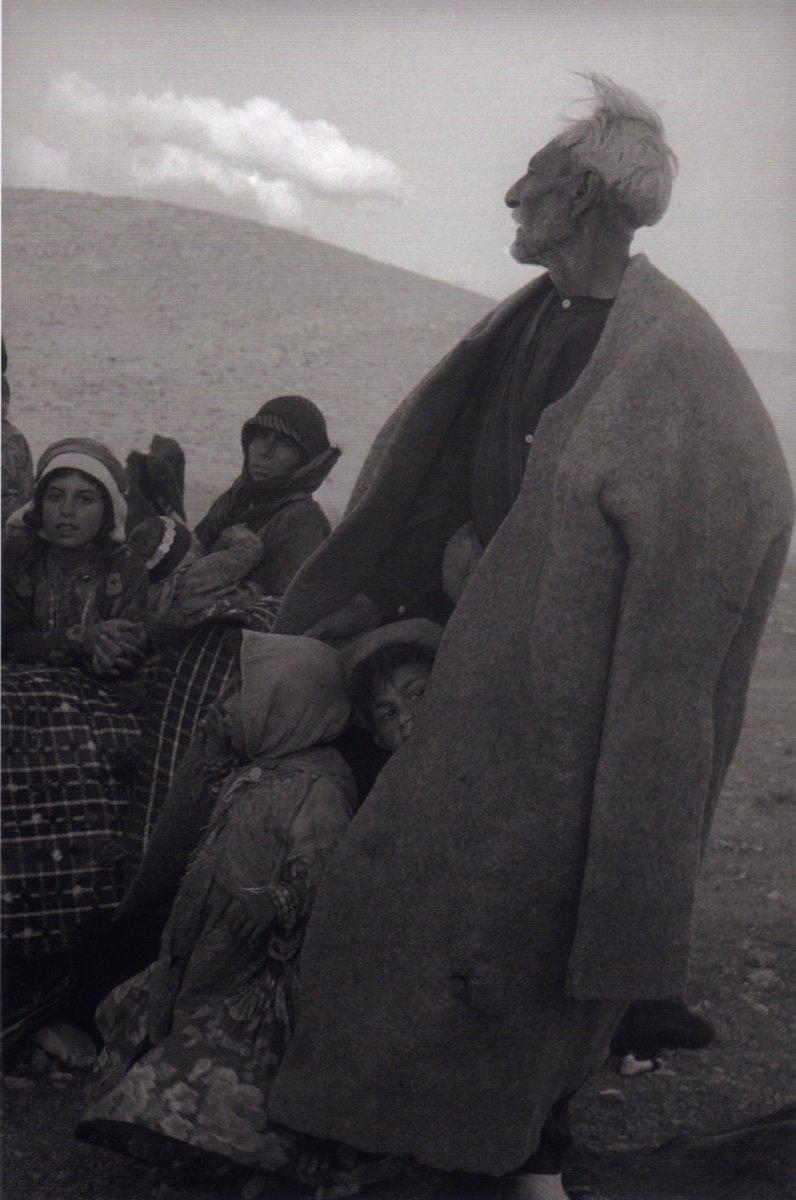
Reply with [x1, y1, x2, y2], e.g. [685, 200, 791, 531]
[2, 188, 492, 520]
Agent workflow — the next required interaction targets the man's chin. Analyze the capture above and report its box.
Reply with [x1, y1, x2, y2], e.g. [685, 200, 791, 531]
[509, 238, 538, 265]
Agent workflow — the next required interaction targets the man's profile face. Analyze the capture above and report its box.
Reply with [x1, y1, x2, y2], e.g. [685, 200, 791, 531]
[505, 141, 577, 266]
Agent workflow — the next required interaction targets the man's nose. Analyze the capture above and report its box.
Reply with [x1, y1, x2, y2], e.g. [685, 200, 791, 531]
[505, 178, 522, 208]
[399, 707, 414, 734]
[60, 495, 76, 515]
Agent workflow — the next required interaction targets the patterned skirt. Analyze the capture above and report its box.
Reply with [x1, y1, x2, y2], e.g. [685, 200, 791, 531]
[78, 961, 396, 1198]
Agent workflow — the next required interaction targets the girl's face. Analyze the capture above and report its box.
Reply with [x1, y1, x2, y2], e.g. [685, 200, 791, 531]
[371, 661, 431, 753]
[40, 470, 106, 549]
[247, 431, 304, 483]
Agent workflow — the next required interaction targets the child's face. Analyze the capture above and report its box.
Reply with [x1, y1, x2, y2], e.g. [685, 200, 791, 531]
[371, 660, 431, 753]
[247, 431, 304, 483]
[40, 471, 105, 549]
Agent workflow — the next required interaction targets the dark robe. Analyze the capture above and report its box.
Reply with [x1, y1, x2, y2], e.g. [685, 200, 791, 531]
[266, 257, 794, 1173]
[357, 283, 612, 622]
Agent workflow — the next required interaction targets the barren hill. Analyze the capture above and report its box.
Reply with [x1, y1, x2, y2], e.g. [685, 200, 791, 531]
[1, 188, 492, 521]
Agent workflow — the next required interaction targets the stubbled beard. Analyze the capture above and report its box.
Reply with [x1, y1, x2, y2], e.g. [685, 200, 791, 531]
[510, 231, 545, 266]
[510, 217, 570, 266]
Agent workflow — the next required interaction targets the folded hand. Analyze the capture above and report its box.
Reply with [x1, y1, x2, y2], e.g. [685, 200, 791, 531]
[85, 619, 147, 674]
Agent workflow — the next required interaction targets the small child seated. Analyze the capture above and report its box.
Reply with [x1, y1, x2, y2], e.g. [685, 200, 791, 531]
[78, 633, 391, 1196]
[194, 395, 340, 598]
[2, 438, 148, 675]
[128, 514, 265, 619]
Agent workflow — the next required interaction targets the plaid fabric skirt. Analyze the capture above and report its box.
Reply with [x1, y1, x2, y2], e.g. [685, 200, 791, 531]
[2, 599, 280, 956]
[1, 666, 142, 956]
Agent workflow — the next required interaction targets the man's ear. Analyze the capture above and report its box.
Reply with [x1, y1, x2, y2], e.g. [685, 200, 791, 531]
[571, 168, 603, 219]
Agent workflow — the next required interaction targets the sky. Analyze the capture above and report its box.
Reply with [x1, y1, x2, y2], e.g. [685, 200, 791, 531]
[3, 0, 795, 353]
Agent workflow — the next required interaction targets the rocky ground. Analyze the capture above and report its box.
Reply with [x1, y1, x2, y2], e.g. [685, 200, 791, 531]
[3, 565, 794, 1199]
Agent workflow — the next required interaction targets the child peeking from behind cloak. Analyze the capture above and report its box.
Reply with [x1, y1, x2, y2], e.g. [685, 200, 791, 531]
[343, 618, 442, 753]
[2, 438, 148, 675]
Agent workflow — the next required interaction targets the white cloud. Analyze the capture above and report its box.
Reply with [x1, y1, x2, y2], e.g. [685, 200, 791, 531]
[7, 73, 404, 227]
[127, 143, 304, 225]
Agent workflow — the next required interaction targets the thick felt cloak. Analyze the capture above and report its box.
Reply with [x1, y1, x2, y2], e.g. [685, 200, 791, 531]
[269, 257, 794, 1173]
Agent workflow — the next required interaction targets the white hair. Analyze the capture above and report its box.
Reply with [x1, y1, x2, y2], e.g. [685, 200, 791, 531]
[554, 73, 678, 228]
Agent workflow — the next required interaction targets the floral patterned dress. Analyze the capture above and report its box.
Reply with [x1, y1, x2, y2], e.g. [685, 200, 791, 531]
[77, 634, 395, 1198]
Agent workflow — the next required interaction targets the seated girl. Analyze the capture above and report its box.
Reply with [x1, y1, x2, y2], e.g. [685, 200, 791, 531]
[77, 632, 390, 1197]
[2, 438, 148, 675]
[194, 394, 340, 598]
[2, 440, 148, 1018]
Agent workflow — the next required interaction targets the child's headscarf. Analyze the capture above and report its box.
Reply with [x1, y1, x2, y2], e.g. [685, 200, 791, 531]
[23, 438, 129, 542]
[237, 631, 350, 760]
[239, 396, 340, 502]
[239, 395, 340, 504]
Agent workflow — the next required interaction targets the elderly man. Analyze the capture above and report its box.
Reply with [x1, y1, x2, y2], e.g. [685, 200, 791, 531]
[269, 77, 794, 1197]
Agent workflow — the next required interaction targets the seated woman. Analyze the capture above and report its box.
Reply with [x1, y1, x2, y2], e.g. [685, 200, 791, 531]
[77, 632, 390, 1197]
[118, 399, 337, 855]
[123, 394, 339, 828]
[2, 438, 148, 675]
[194, 394, 340, 599]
